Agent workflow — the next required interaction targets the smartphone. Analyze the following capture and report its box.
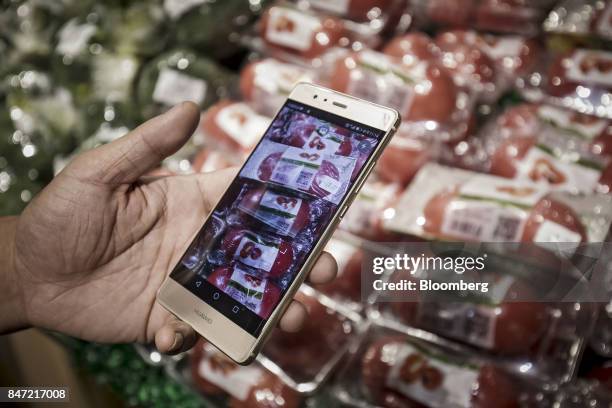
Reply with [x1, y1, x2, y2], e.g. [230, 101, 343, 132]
[157, 83, 400, 364]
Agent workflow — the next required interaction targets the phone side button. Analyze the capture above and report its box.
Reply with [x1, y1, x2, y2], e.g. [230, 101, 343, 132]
[338, 205, 349, 219]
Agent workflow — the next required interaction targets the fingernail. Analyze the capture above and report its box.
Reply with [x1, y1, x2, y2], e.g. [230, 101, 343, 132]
[170, 332, 184, 351]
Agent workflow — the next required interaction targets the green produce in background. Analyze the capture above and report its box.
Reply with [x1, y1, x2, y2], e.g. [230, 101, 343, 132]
[165, 0, 267, 59]
[109, 1, 168, 58]
[4, 69, 82, 175]
[136, 48, 235, 121]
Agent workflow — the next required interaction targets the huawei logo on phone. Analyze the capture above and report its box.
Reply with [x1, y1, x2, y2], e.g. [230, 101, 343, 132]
[194, 308, 213, 324]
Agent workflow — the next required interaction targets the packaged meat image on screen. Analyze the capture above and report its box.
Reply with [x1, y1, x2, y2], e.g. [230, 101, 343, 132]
[170, 98, 384, 335]
[240, 138, 357, 204]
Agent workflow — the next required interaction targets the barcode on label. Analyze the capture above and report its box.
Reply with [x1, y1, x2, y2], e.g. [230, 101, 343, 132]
[272, 172, 290, 185]
[296, 171, 314, 189]
[449, 220, 483, 239]
[492, 216, 522, 241]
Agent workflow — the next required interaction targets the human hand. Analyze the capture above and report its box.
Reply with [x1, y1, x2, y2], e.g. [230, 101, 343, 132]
[9, 102, 337, 354]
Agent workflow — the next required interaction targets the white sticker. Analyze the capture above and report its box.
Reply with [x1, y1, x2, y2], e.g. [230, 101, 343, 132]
[441, 199, 527, 242]
[57, 20, 97, 57]
[479, 36, 523, 60]
[386, 342, 477, 408]
[347, 51, 416, 114]
[215, 103, 269, 148]
[317, 174, 342, 194]
[270, 146, 323, 190]
[534, 220, 582, 244]
[303, 130, 342, 155]
[307, 0, 350, 15]
[163, 0, 205, 20]
[247, 190, 304, 236]
[265, 7, 320, 52]
[197, 343, 262, 401]
[460, 175, 548, 208]
[515, 146, 602, 193]
[152, 68, 207, 107]
[342, 181, 398, 233]
[225, 265, 267, 315]
[565, 49, 612, 88]
[537, 105, 608, 141]
[597, 3, 612, 40]
[234, 233, 280, 273]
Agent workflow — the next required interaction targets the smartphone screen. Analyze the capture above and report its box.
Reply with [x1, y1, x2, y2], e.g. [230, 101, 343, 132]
[169, 99, 386, 336]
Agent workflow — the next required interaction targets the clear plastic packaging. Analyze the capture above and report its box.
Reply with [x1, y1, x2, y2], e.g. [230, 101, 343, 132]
[544, 0, 612, 42]
[199, 99, 272, 153]
[258, 289, 365, 393]
[332, 324, 544, 408]
[409, 0, 556, 36]
[479, 103, 612, 194]
[239, 57, 319, 117]
[246, 1, 393, 67]
[383, 163, 612, 244]
[520, 47, 612, 119]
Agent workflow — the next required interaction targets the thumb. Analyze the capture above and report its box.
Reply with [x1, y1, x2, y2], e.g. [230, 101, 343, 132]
[68, 102, 200, 186]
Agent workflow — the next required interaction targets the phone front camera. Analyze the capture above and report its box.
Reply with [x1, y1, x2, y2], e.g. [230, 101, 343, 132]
[313, 95, 318, 99]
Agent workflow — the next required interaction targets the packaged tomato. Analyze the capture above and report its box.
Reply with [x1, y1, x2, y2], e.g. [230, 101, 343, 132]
[240, 139, 357, 204]
[383, 32, 441, 63]
[191, 340, 300, 408]
[383, 163, 612, 246]
[350, 331, 521, 408]
[221, 228, 294, 278]
[434, 30, 500, 101]
[526, 48, 612, 119]
[544, 0, 612, 42]
[240, 58, 317, 117]
[328, 49, 465, 126]
[259, 4, 345, 60]
[261, 291, 356, 384]
[339, 178, 402, 240]
[200, 100, 271, 153]
[298, 0, 398, 23]
[207, 264, 281, 319]
[483, 103, 612, 194]
[388, 273, 549, 354]
[236, 185, 312, 238]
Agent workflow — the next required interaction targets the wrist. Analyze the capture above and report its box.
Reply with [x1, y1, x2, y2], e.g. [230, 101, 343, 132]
[0, 216, 30, 333]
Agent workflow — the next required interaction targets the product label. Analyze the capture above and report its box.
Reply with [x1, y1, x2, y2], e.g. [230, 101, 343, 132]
[164, 0, 205, 20]
[234, 232, 280, 273]
[197, 343, 262, 401]
[57, 20, 96, 57]
[596, 3, 612, 40]
[460, 175, 548, 207]
[441, 199, 527, 242]
[265, 7, 320, 52]
[533, 220, 582, 245]
[515, 145, 602, 193]
[270, 146, 324, 190]
[307, 0, 350, 15]
[418, 276, 515, 349]
[348, 51, 416, 114]
[248, 190, 304, 236]
[342, 181, 397, 233]
[303, 128, 342, 155]
[479, 36, 523, 60]
[537, 105, 608, 141]
[566, 49, 612, 88]
[386, 342, 478, 408]
[152, 68, 207, 107]
[216, 103, 269, 148]
[225, 265, 266, 315]
[252, 60, 314, 114]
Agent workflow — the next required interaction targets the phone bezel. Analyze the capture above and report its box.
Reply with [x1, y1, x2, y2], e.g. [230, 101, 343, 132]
[157, 83, 400, 364]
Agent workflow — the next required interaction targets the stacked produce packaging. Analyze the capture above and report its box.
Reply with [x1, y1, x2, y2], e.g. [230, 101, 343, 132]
[2, 0, 612, 407]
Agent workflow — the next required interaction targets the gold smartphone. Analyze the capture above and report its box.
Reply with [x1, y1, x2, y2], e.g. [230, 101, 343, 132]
[157, 83, 400, 364]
